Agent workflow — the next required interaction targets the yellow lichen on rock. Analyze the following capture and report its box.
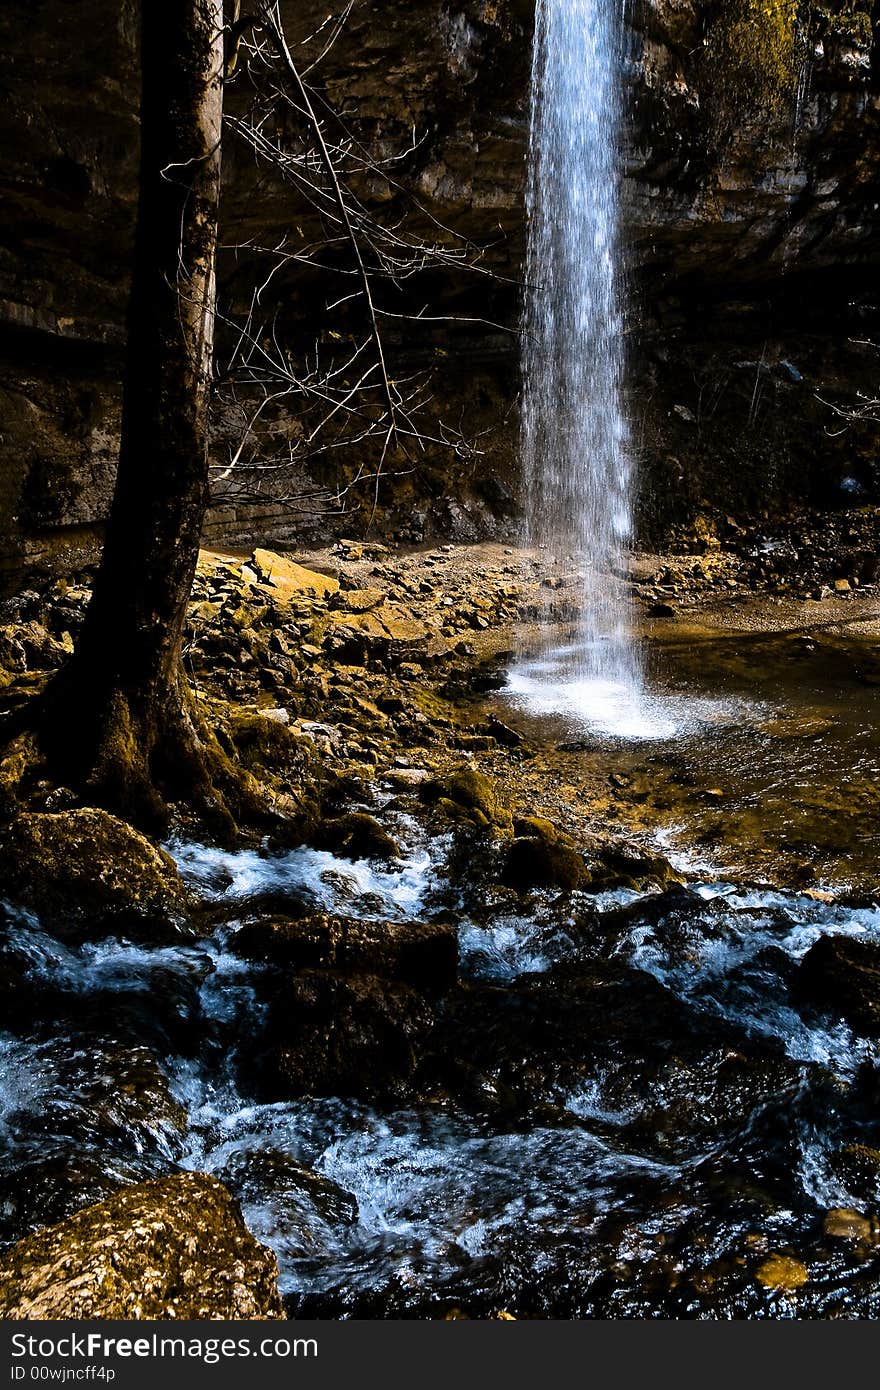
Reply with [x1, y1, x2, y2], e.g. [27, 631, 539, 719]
[0, 1173, 285, 1320]
[755, 1252, 810, 1290]
[704, 0, 804, 120]
[822, 1208, 874, 1242]
[196, 547, 339, 602]
[249, 548, 340, 599]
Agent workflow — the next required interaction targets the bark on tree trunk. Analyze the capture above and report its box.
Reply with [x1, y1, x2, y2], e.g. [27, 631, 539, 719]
[41, 0, 231, 829]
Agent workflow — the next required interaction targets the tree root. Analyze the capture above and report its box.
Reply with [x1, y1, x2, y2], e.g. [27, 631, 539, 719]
[0, 662, 302, 844]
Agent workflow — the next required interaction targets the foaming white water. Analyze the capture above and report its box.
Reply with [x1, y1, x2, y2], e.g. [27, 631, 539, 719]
[619, 885, 880, 1075]
[0, 1035, 55, 1143]
[169, 838, 433, 920]
[6, 835, 880, 1306]
[521, 0, 642, 703]
[506, 644, 755, 740]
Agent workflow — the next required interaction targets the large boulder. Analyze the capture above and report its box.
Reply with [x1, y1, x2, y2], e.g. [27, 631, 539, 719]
[229, 913, 458, 994]
[261, 969, 437, 1099]
[310, 811, 401, 862]
[421, 765, 513, 831]
[248, 548, 339, 600]
[502, 815, 589, 892]
[794, 934, 880, 1035]
[0, 808, 193, 939]
[0, 1172, 286, 1319]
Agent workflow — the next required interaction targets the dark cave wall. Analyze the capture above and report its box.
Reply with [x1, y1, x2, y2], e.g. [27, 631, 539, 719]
[0, 0, 878, 578]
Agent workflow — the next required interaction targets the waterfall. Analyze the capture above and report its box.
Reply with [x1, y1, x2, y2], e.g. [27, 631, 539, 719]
[512, 0, 645, 734]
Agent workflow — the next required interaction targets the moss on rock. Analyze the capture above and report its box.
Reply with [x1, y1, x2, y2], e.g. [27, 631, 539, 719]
[421, 765, 513, 831]
[310, 811, 401, 862]
[230, 912, 457, 992]
[0, 807, 193, 940]
[503, 815, 590, 891]
[703, 0, 805, 123]
[503, 837, 589, 893]
[0, 1172, 286, 1319]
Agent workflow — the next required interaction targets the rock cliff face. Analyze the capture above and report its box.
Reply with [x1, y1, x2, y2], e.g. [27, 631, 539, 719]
[0, 0, 877, 578]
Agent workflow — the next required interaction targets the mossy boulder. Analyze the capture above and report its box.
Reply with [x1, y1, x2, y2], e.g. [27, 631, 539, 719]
[310, 811, 400, 861]
[262, 969, 436, 1098]
[421, 766, 513, 831]
[230, 913, 457, 993]
[502, 815, 589, 892]
[829, 1144, 880, 1204]
[228, 709, 300, 769]
[0, 1172, 285, 1319]
[794, 934, 880, 1035]
[0, 808, 193, 940]
[224, 711, 318, 831]
[217, 1149, 358, 1257]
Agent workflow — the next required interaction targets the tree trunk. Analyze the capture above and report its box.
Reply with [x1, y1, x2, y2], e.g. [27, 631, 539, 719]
[42, 0, 230, 829]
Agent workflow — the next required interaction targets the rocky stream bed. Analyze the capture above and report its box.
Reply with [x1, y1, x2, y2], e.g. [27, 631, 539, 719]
[3, 526, 880, 1317]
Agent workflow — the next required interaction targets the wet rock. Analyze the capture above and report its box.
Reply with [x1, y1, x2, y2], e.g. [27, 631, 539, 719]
[829, 1144, 880, 1204]
[0, 904, 208, 1050]
[52, 1038, 188, 1151]
[502, 817, 589, 892]
[310, 811, 401, 862]
[0, 1027, 198, 1243]
[0, 1155, 149, 1248]
[0, 809, 193, 941]
[754, 1253, 809, 1292]
[230, 913, 457, 993]
[261, 969, 437, 1099]
[427, 959, 698, 1111]
[486, 714, 524, 747]
[0, 1033, 190, 1241]
[590, 846, 680, 894]
[218, 1148, 358, 1250]
[0, 1172, 285, 1319]
[794, 935, 880, 1035]
[206, 886, 319, 927]
[421, 765, 513, 831]
[822, 1208, 876, 1242]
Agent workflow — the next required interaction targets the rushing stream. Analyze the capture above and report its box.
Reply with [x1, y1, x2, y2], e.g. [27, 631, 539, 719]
[4, 717, 880, 1315]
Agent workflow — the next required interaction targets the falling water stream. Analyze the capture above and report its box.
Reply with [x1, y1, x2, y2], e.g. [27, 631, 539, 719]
[513, 0, 646, 735]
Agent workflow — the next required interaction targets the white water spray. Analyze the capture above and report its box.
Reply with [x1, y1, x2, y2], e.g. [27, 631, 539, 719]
[512, 0, 647, 735]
